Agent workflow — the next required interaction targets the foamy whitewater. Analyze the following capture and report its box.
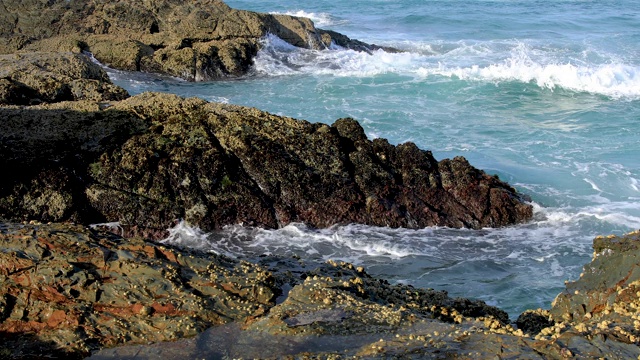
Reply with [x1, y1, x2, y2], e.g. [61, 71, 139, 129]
[109, 0, 640, 318]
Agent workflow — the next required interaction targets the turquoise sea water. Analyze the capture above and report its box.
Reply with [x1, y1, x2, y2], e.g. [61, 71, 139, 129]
[109, 0, 640, 318]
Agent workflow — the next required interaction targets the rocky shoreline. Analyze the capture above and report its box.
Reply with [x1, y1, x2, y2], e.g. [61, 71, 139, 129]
[0, 51, 532, 238]
[1, 1, 638, 359]
[0, 0, 394, 82]
[2, 222, 640, 359]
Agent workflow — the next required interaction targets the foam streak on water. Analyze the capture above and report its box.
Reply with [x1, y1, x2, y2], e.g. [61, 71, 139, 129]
[269, 10, 348, 28]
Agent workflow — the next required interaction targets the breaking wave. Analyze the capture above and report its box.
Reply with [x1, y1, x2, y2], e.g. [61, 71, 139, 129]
[253, 34, 640, 99]
[269, 10, 348, 27]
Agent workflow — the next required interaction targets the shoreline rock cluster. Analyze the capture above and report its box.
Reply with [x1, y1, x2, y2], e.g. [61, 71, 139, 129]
[0, 0, 393, 81]
[1, 1, 637, 359]
[0, 51, 532, 239]
[2, 222, 640, 359]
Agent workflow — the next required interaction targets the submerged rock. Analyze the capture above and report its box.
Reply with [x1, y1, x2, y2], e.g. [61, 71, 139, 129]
[0, 90, 532, 235]
[0, 0, 392, 81]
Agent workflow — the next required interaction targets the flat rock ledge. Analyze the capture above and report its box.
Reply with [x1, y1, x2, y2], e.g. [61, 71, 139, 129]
[2, 223, 639, 359]
[0, 0, 393, 81]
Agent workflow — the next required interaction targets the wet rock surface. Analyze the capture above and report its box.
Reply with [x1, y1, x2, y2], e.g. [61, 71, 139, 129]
[1, 223, 638, 359]
[0, 89, 532, 235]
[0, 0, 392, 81]
[544, 231, 640, 354]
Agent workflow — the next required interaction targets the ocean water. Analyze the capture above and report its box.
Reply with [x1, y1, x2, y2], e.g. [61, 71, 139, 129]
[108, 0, 640, 318]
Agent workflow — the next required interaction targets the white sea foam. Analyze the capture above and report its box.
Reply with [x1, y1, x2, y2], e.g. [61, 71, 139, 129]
[419, 61, 640, 99]
[229, 223, 420, 261]
[160, 221, 213, 251]
[89, 221, 124, 235]
[253, 34, 428, 78]
[583, 178, 603, 192]
[160, 210, 598, 264]
[254, 35, 640, 99]
[269, 10, 346, 27]
[416, 41, 640, 98]
[157, 196, 637, 270]
[533, 199, 640, 230]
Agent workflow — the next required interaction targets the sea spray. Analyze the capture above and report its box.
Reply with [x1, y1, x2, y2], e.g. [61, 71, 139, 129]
[253, 34, 640, 99]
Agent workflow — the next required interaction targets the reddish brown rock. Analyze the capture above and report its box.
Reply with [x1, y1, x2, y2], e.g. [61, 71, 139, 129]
[0, 222, 278, 358]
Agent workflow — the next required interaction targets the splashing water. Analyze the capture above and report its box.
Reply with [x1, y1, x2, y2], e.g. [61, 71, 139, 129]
[110, 0, 640, 318]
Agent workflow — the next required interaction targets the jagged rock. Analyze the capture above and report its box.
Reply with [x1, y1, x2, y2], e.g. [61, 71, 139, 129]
[0, 52, 128, 105]
[0, 222, 511, 359]
[0, 222, 277, 358]
[0, 90, 532, 235]
[0, 0, 393, 81]
[547, 231, 640, 345]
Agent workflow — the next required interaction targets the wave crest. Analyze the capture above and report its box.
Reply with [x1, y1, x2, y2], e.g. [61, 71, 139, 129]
[253, 35, 640, 99]
[269, 10, 347, 27]
[420, 61, 640, 99]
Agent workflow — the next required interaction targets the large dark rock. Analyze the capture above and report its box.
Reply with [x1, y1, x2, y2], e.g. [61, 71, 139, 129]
[0, 0, 391, 81]
[0, 90, 532, 236]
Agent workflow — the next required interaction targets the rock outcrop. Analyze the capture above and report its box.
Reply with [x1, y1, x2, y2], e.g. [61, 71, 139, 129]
[0, 84, 532, 236]
[541, 231, 640, 355]
[2, 223, 639, 359]
[0, 222, 507, 359]
[0, 52, 128, 105]
[0, 0, 391, 81]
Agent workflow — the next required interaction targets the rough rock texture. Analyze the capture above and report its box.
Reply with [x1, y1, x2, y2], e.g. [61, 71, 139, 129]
[3, 224, 639, 359]
[542, 231, 640, 352]
[0, 222, 507, 359]
[0, 0, 392, 81]
[0, 91, 532, 236]
[0, 52, 128, 105]
[0, 222, 276, 358]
